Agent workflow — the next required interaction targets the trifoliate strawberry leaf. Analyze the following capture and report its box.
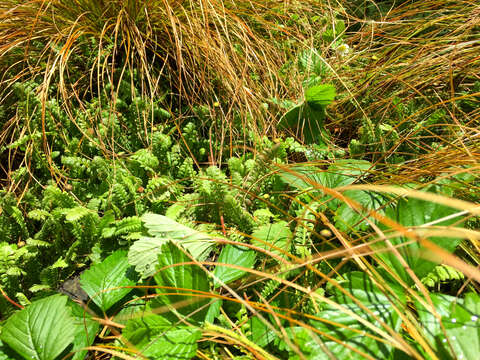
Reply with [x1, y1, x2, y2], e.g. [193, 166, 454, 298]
[80, 250, 136, 312]
[1, 294, 76, 360]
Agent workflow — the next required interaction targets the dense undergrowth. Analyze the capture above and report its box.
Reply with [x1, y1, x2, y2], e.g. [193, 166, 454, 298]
[0, 0, 479, 359]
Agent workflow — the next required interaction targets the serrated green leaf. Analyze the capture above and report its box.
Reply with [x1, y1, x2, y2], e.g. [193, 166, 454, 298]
[298, 49, 327, 76]
[79, 250, 136, 311]
[128, 237, 165, 278]
[1, 294, 76, 360]
[51, 257, 68, 269]
[153, 242, 210, 323]
[27, 209, 51, 221]
[213, 244, 256, 287]
[123, 313, 171, 345]
[154, 107, 171, 120]
[129, 213, 215, 278]
[25, 239, 51, 248]
[251, 221, 292, 259]
[28, 284, 50, 293]
[123, 314, 201, 359]
[6, 267, 25, 276]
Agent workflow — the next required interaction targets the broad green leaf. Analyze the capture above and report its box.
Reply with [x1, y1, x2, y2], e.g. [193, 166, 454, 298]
[128, 237, 167, 278]
[279, 104, 327, 144]
[129, 213, 215, 278]
[153, 242, 210, 323]
[205, 299, 222, 323]
[248, 316, 276, 348]
[278, 85, 335, 144]
[279, 160, 372, 193]
[67, 300, 100, 360]
[334, 190, 390, 233]
[324, 159, 372, 188]
[331, 271, 406, 305]
[123, 314, 201, 359]
[322, 20, 346, 43]
[377, 186, 464, 285]
[417, 293, 480, 359]
[305, 84, 336, 110]
[213, 244, 256, 287]
[80, 250, 136, 311]
[251, 221, 292, 259]
[278, 103, 302, 129]
[113, 299, 148, 326]
[1, 294, 76, 360]
[282, 272, 405, 359]
[123, 313, 171, 345]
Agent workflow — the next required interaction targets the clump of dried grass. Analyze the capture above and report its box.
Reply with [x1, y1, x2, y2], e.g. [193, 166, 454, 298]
[0, 0, 329, 134]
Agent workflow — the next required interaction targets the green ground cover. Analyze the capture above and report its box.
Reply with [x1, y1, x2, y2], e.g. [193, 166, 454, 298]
[0, 0, 479, 359]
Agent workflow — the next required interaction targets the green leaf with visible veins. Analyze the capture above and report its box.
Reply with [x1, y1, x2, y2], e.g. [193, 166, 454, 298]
[279, 159, 372, 195]
[416, 293, 480, 359]
[80, 250, 136, 312]
[278, 85, 336, 144]
[123, 313, 201, 359]
[251, 221, 292, 259]
[280, 272, 406, 359]
[1, 294, 76, 360]
[129, 213, 215, 278]
[305, 84, 336, 110]
[334, 190, 389, 233]
[153, 242, 210, 323]
[377, 185, 464, 285]
[213, 244, 256, 287]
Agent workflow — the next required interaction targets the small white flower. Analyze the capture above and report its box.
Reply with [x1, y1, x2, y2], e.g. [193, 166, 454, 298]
[336, 43, 351, 57]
